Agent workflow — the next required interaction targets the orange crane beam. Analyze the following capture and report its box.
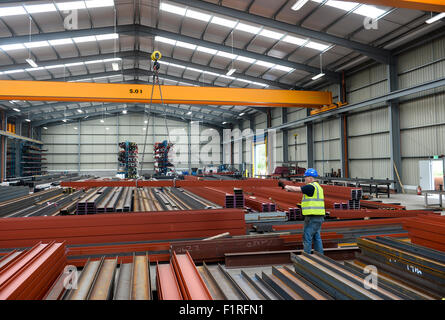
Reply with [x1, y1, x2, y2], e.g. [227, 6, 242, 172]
[342, 0, 445, 11]
[0, 80, 332, 108]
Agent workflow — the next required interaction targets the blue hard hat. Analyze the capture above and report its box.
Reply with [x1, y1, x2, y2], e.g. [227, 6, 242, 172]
[304, 168, 318, 177]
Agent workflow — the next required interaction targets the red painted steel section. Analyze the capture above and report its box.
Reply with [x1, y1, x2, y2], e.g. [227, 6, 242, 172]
[157, 262, 183, 300]
[0, 241, 66, 300]
[172, 251, 212, 300]
[327, 209, 433, 218]
[404, 215, 445, 252]
[61, 178, 277, 188]
[273, 217, 410, 231]
[0, 209, 246, 248]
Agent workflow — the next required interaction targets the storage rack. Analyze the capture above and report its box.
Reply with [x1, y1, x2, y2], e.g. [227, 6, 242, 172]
[6, 141, 16, 179]
[153, 140, 174, 175]
[118, 141, 138, 179]
[20, 142, 48, 177]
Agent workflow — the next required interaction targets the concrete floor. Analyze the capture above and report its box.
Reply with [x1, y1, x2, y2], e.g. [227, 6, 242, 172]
[373, 192, 445, 213]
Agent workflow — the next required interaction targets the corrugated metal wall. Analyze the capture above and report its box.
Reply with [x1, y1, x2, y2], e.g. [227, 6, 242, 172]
[42, 114, 221, 174]
[398, 35, 445, 186]
[314, 118, 341, 176]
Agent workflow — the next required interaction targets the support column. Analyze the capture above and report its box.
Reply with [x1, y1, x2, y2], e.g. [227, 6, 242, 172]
[340, 114, 348, 178]
[306, 122, 314, 169]
[78, 119, 81, 174]
[388, 56, 402, 192]
[217, 127, 223, 165]
[282, 108, 288, 165]
[1, 112, 7, 182]
[187, 121, 192, 173]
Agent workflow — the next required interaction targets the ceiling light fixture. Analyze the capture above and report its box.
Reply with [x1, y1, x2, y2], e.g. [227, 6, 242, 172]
[25, 118, 31, 122]
[62, 119, 67, 123]
[226, 68, 236, 76]
[222, 121, 227, 124]
[112, 62, 119, 71]
[426, 12, 445, 24]
[100, 119, 104, 123]
[77, 109, 83, 113]
[239, 112, 245, 116]
[13, 108, 21, 112]
[122, 109, 127, 114]
[43, 126, 48, 130]
[291, 0, 309, 11]
[312, 53, 325, 81]
[187, 111, 192, 115]
[26, 58, 38, 68]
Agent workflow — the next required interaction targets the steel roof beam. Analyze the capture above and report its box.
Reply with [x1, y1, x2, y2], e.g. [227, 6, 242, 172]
[170, 0, 391, 64]
[33, 105, 227, 128]
[0, 24, 340, 83]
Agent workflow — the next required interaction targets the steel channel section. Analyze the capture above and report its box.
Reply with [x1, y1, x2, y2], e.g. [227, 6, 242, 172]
[290, 253, 353, 300]
[198, 263, 240, 300]
[253, 273, 284, 300]
[308, 252, 403, 300]
[131, 254, 152, 300]
[357, 238, 445, 282]
[67, 258, 103, 300]
[274, 266, 332, 300]
[114, 262, 133, 300]
[198, 262, 228, 300]
[373, 237, 445, 264]
[172, 251, 212, 300]
[261, 271, 304, 300]
[229, 272, 267, 300]
[217, 264, 249, 300]
[156, 262, 182, 300]
[89, 258, 118, 300]
[345, 260, 435, 300]
[0, 241, 65, 299]
[239, 270, 274, 300]
[341, 261, 424, 300]
[0, 250, 20, 270]
[355, 254, 443, 299]
[357, 247, 445, 294]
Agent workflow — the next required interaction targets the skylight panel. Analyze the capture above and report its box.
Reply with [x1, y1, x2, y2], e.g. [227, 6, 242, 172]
[24, 3, 57, 13]
[236, 56, 256, 64]
[176, 41, 197, 50]
[211, 16, 237, 28]
[353, 5, 386, 18]
[73, 36, 97, 43]
[305, 41, 330, 51]
[1, 43, 25, 51]
[282, 35, 307, 46]
[235, 23, 261, 34]
[274, 65, 294, 73]
[185, 9, 211, 22]
[255, 61, 275, 68]
[0, 6, 26, 17]
[49, 39, 73, 46]
[196, 46, 217, 55]
[24, 41, 50, 49]
[160, 2, 186, 15]
[57, 1, 86, 11]
[155, 36, 177, 46]
[96, 33, 119, 41]
[217, 51, 237, 59]
[259, 29, 284, 39]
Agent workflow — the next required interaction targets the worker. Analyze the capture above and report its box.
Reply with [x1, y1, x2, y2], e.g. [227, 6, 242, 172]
[278, 168, 325, 254]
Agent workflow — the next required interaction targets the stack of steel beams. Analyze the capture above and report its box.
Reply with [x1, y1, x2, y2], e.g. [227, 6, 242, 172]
[0, 186, 29, 202]
[0, 188, 63, 218]
[355, 237, 445, 299]
[291, 251, 427, 300]
[403, 215, 445, 252]
[0, 209, 246, 248]
[0, 241, 66, 300]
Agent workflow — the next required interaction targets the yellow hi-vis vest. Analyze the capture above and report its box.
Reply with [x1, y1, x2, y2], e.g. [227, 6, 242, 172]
[301, 181, 325, 216]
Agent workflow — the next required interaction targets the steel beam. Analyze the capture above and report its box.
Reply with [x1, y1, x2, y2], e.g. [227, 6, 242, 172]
[33, 106, 226, 128]
[340, 0, 445, 11]
[306, 122, 314, 168]
[171, 0, 390, 64]
[0, 79, 332, 107]
[282, 108, 289, 164]
[340, 114, 348, 178]
[388, 57, 402, 193]
[0, 24, 340, 82]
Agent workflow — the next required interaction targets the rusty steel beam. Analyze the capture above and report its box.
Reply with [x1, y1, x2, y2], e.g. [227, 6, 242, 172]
[132, 254, 152, 300]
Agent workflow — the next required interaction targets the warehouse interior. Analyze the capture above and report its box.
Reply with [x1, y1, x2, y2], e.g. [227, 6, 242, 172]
[0, 0, 444, 302]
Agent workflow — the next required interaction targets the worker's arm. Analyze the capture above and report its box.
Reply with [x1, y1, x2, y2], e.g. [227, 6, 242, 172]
[284, 185, 301, 192]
